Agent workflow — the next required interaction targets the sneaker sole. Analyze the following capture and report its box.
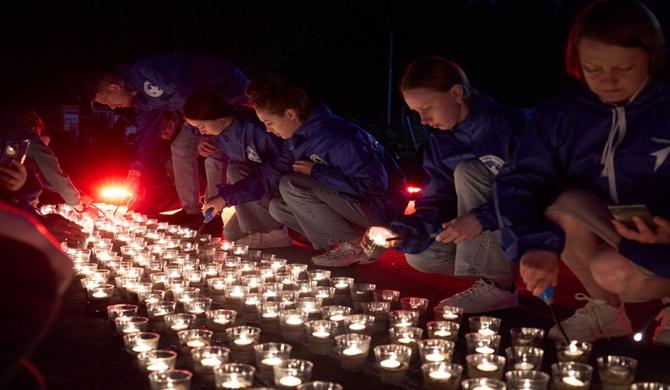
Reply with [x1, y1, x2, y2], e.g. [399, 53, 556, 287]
[311, 255, 371, 268]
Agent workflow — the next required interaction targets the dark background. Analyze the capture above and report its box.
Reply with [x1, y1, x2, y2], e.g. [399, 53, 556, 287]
[2, 0, 670, 202]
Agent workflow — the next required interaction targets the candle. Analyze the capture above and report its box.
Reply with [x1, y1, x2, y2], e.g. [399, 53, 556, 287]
[187, 339, 206, 348]
[335, 282, 348, 289]
[429, 370, 452, 380]
[443, 312, 459, 320]
[123, 326, 140, 334]
[343, 346, 363, 356]
[472, 386, 494, 390]
[312, 330, 330, 339]
[434, 329, 452, 337]
[133, 344, 152, 353]
[330, 314, 345, 322]
[214, 317, 231, 325]
[222, 379, 246, 389]
[349, 323, 365, 331]
[476, 362, 498, 372]
[286, 317, 303, 325]
[234, 337, 253, 346]
[562, 376, 585, 387]
[279, 375, 302, 387]
[514, 362, 535, 370]
[171, 321, 188, 331]
[262, 357, 283, 366]
[262, 312, 278, 319]
[475, 346, 495, 354]
[398, 337, 414, 344]
[608, 366, 629, 377]
[380, 358, 401, 369]
[92, 291, 108, 298]
[564, 343, 583, 357]
[425, 353, 445, 362]
[146, 361, 169, 371]
[478, 328, 496, 337]
[200, 357, 222, 367]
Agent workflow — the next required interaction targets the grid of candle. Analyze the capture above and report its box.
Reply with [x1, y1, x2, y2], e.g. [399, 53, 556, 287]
[45, 203, 668, 390]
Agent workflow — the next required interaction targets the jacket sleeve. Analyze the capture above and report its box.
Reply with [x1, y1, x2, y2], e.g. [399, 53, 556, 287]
[310, 138, 389, 198]
[27, 142, 81, 206]
[129, 109, 170, 175]
[218, 135, 293, 206]
[494, 110, 566, 261]
[392, 137, 458, 253]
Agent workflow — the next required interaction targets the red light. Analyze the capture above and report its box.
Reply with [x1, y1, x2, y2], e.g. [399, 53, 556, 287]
[99, 185, 133, 201]
[406, 186, 422, 194]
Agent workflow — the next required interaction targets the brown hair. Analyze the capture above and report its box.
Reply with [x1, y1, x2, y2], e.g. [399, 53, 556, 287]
[245, 76, 310, 120]
[84, 68, 124, 100]
[183, 90, 235, 120]
[400, 56, 472, 97]
[565, 0, 666, 79]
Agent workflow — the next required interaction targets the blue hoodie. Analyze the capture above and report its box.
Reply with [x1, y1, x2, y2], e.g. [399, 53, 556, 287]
[118, 53, 250, 175]
[215, 110, 293, 206]
[391, 93, 528, 253]
[286, 104, 408, 224]
[495, 80, 670, 277]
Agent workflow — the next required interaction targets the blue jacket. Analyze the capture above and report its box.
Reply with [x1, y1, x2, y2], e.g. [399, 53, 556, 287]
[216, 110, 293, 206]
[286, 104, 408, 223]
[495, 80, 670, 277]
[118, 53, 250, 174]
[392, 93, 527, 253]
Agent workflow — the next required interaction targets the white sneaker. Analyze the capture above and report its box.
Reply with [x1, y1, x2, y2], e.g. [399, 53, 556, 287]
[548, 293, 632, 342]
[311, 242, 375, 267]
[653, 297, 670, 347]
[437, 279, 518, 314]
[234, 227, 293, 249]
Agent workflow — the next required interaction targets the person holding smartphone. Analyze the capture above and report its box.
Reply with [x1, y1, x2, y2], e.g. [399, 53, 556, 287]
[496, 0, 670, 344]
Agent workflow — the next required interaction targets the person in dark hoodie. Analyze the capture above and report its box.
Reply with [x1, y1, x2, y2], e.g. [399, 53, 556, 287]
[247, 77, 408, 267]
[88, 53, 249, 227]
[384, 56, 527, 313]
[496, 0, 670, 344]
[182, 90, 293, 248]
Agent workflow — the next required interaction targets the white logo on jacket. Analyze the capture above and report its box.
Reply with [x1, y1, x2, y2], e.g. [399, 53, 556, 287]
[478, 154, 505, 175]
[651, 137, 670, 171]
[143, 81, 164, 97]
[309, 154, 328, 165]
[246, 146, 262, 163]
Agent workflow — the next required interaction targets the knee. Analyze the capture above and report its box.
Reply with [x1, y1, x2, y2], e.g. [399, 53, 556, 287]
[278, 173, 303, 197]
[225, 162, 245, 183]
[268, 197, 287, 221]
[453, 159, 486, 188]
[404, 253, 455, 275]
[590, 251, 636, 294]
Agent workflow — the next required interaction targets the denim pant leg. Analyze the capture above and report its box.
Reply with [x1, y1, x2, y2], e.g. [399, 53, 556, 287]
[405, 240, 457, 276]
[204, 148, 227, 201]
[271, 173, 374, 249]
[171, 123, 201, 214]
[453, 159, 514, 283]
[223, 162, 284, 240]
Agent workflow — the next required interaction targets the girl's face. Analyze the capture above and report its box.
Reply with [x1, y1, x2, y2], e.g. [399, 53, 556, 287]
[255, 107, 302, 139]
[578, 37, 650, 105]
[185, 117, 229, 136]
[402, 86, 468, 130]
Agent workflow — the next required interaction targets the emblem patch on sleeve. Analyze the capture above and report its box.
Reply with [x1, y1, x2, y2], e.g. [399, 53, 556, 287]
[246, 146, 262, 163]
[143, 81, 164, 97]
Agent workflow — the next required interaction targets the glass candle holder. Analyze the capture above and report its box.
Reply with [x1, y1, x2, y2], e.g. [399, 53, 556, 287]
[146, 300, 177, 319]
[419, 339, 455, 363]
[207, 309, 238, 331]
[214, 363, 255, 389]
[184, 297, 212, 316]
[254, 342, 293, 382]
[295, 281, 317, 298]
[297, 382, 343, 390]
[124, 331, 160, 354]
[139, 290, 166, 306]
[297, 297, 322, 319]
[191, 345, 230, 374]
[285, 264, 308, 279]
[461, 378, 507, 390]
[307, 269, 331, 284]
[466, 354, 506, 379]
[334, 333, 371, 372]
[631, 383, 670, 390]
[433, 305, 463, 322]
[107, 304, 139, 321]
[225, 285, 250, 310]
[177, 329, 213, 351]
[421, 362, 463, 390]
[343, 314, 374, 335]
[469, 316, 501, 336]
[510, 327, 545, 347]
[259, 302, 280, 332]
[207, 277, 229, 293]
[138, 349, 178, 373]
[505, 370, 549, 390]
[373, 344, 412, 384]
[466, 333, 501, 355]
[350, 283, 376, 310]
[556, 341, 592, 364]
[242, 275, 263, 291]
[164, 313, 196, 332]
[375, 289, 401, 306]
[314, 286, 336, 302]
[427, 321, 460, 342]
[551, 362, 593, 390]
[279, 310, 309, 342]
[400, 297, 429, 315]
[183, 270, 204, 286]
[173, 287, 200, 305]
[389, 310, 420, 328]
[331, 277, 354, 292]
[148, 369, 192, 390]
[304, 320, 338, 355]
[505, 346, 544, 371]
[389, 326, 423, 351]
[320, 305, 351, 324]
[115, 316, 149, 334]
[225, 326, 261, 352]
[87, 283, 114, 311]
[597, 355, 638, 390]
[273, 359, 314, 390]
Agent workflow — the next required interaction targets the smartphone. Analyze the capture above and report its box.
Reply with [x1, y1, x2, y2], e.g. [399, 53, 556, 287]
[608, 204, 656, 230]
[0, 139, 30, 166]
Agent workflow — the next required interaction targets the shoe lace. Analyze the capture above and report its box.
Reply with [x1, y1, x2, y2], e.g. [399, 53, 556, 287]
[566, 293, 607, 336]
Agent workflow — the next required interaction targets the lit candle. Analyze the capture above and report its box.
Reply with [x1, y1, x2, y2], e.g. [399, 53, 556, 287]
[222, 379, 246, 389]
[330, 314, 345, 322]
[279, 376, 302, 387]
[478, 328, 496, 337]
[349, 323, 365, 331]
[146, 361, 169, 371]
[123, 326, 140, 334]
[564, 342, 584, 357]
[187, 339, 206, 348]
[475, 346, 495, 354]
[343, 346, 363, 356]
[425, 352, 445, 362]
[429, 370, 452, 380]
[286, 317, 303, 325]
[398, 337, 414, 344]
[514, 362, 535, 370]
[234, 336, 253, 346]
[214, 316, 231, 325]
[380, 358, 401, 369]
[171, 321, 188, 331]
[335, 282, 348, 289]
[262, 312, 278, 319]
[133, 343, 152, 353]
[200, 356, 222, 367]
[442, 312, 459, 320]
[562, 375, 585, 387]
[261, 357, 283, 366]
[434, 329, 452, 338]
[608, 366, 629, 377]
[189, 308, 205, 315]
[92, 290, 108, 298]
[476, 361, 498, 372]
